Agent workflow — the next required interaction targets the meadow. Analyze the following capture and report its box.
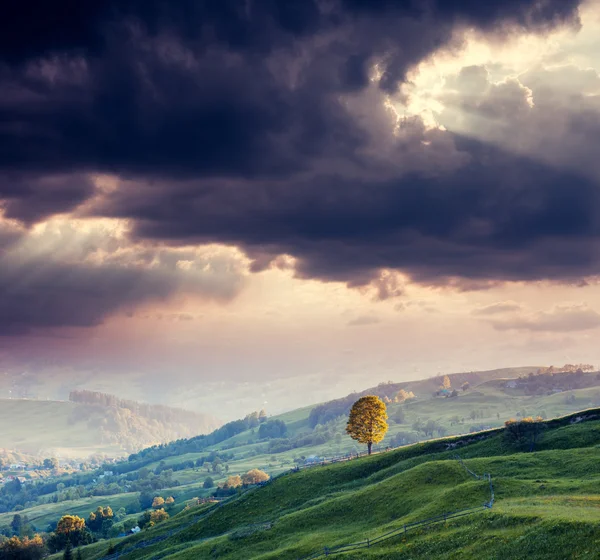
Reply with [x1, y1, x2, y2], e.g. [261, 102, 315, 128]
[51, 407, 600, 559]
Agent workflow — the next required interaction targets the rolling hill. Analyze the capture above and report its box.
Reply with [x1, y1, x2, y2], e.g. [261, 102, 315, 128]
[4, 365, 600, 559]
[52, 407, 600, 559]
[0, 394, 221, 460]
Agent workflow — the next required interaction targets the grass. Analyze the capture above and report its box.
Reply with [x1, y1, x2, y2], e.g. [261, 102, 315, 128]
[0, 492, 140, 530]
[69, 409, 600, 559]
[9, 370, 600, 557]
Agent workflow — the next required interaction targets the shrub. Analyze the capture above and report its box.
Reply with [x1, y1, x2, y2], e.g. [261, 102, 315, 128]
[242, 469, 269, 485]
[504, 417, 546, 451]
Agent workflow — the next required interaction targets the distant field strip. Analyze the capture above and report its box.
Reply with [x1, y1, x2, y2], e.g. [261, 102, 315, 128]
[296, 456, 495, 560]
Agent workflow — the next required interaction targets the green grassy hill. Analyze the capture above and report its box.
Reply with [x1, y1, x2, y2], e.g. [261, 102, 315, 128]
[5, 366, 600, 559]
[64, 408, 600, 560]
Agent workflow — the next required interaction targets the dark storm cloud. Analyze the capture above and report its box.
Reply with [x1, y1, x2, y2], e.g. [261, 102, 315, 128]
[0, 0, 581, 181]
[0, 0, 592, 302]
[98, 142, 600, 288]
[0, 174, 95, 224]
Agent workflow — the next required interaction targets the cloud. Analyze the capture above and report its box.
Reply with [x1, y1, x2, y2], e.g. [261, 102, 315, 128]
[0, 0, 591, 300]
[0, 174, 96, 225]
[0, 1, 581, 184]
[436, 63, 600, 181]
[93, 143, 600, 293]
[491, 303, 600, 332]
[472, 301, 523, 315]
[0, 219, 246, 335]
[347, 314, 381, 327]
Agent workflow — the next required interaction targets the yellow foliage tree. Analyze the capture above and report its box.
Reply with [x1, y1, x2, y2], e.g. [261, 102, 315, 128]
[0, 535, 46, 559]
[395, 389, 415, 403]
[150, 508, 169, 524]
[56, 515, 86, 535]
[152, 496, 165, 509]
[346, 395, 388, 455]
[242, 469, 269, 485]
[165, 496, 175, 506]
[223, 475, 243, 488]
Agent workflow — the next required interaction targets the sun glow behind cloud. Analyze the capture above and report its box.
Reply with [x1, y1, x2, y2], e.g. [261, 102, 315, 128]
[398, 0, 600, 131]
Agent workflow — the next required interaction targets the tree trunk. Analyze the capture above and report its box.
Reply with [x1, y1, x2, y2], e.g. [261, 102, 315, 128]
[368, 441, 372, 455]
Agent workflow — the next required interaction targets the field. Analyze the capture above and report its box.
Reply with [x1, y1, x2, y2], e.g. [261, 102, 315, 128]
[5, 367, 600, 560]
[63, 408, 600, 559]
[0, 492, 139, 530]
[7, 368, 600, 532]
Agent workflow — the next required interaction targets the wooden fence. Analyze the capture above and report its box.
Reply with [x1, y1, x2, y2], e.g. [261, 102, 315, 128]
[296, 456, 494, 559]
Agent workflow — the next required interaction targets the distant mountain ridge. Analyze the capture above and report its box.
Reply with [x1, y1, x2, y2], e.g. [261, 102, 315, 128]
[68, 390, 217, 432]
[0, 392, 221, 460]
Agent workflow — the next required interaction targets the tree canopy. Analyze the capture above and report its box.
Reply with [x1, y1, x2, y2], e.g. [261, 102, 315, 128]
[346, 395, 388, 454]
[242, 469, 269, 485]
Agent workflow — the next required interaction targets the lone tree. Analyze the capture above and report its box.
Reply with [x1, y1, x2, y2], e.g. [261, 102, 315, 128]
[346, 395, 388, 455]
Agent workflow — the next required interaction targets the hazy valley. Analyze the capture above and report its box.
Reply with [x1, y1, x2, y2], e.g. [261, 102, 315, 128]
[2, 365, 600, 558]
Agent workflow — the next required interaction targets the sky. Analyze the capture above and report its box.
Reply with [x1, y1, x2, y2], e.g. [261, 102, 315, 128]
[2, 0, 600, 419]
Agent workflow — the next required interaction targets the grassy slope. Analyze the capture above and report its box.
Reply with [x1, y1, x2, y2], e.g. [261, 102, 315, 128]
[8, 371, 600, 533]
[84, 408, 600, 560]
[0, 491, 139, 529]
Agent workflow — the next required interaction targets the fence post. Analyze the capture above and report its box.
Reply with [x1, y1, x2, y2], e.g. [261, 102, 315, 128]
[404, 524, 406, 535]
[324, 546, 329, 556]
[367, 538, 370, 548]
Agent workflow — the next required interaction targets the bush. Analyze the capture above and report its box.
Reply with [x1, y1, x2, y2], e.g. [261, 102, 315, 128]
[504, 417, 546, 451]
[150, 509, 169, 525]
[242, 469, 269, 485]
[258, 420, 287, 439]
[0, 535, 46, 560]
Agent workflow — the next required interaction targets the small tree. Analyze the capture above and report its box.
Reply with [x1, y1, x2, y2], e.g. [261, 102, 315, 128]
[44, 458, 59, 470]
[203, 477, 214, 489]
[150, 509, 169, 524]
[63, 541, 73, 560]
[0, 535, 46, 560]
[152, 497, 165, 509]
[165, 496, 175, 508]
[88, 506, 113, 535]
[48, 515, 93, 552]
[10, 514, 23, 536]
[346, 396, 388, 455]
[504, 417, 545, 451]
[441, 375, 451, 390]
[394, 389, 415, 403]
[223, 475, 243, 489]
[242, 469, 269, 485]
